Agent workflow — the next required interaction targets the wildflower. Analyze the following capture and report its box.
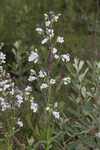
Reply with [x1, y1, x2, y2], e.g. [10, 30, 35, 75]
[63, 77, 71, 85]
[0, 52, 6, 63]
[38, 70, 47, 78]
[46, 29, 54, 38]
[95, 132, 100, 138]
[56, 36, 64, 43]
[50, 79, 56, 85]
[52, 111, 60, 119]
[52, 48, 57, 54]
[0, 97, 4, 102]
[46, 107, 50, 111]
[17, 119, 23, 127]
[25, 86, 32, 92]
[0, 80, 8, 87]
[54, 54, 60, 59]
[9, 88, 14, 95]
[61, 54, 70, 62]
[30, 102, 38, 112]
[25, 86, 32, 95]
[35, 27, 43, 34]
[0, 97, 11, 111]
[53, 14, 61, 22]
[45, 21, 51, 27]
[41, 38, 49, 44]
[40, 83, 48, 90]
[3, 84, 10, 91]
[0, 52, 6, 60]
[1, 102, 10, 111]
[28, 51, 38, 63]
[16, 95, 23, 107]
[28, 76, 37, 82]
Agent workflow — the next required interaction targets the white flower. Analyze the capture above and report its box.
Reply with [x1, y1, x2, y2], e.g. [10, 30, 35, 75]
[35, 28, 43, 34]
[16, 95, 23, 106]
[46, 107, 50, 111]
[53, 16, 59, 22]
[28, 51, 39, 63]
[3, 84, 10, 91]
[17, 120, 23, 127]
[56, 36, 64, 43]
[0, 97, 4, 102]
[38, 70, 47, 78]
[52, 48, 57, 54]
[63, 77, 71, 85]
[54, 54, 60, 59]
[28, 76, 37, 82]
[46, 29, 54, 38]
[52, 14, 61, 22]
[0, 52, 6, 63]
[41, 38, 49, 44]
[0, 80, 8, 87]
[40, 83, 48, 90]
[0, 52, 6, 60]
[45, 21, 51, 27]
[30, 102, 38, 112]
[95, 132, 100, 138]
[52, 111, 60, 119]
[50, 79, 56, 85]
[9, 88, 14, 95]
[25, 86, 32, 92]
[1, 103, 10, 111]
[61, 54, 70, 62]
[0, 97, 11, 111]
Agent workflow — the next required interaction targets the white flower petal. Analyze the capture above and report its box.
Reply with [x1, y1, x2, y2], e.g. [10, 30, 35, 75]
[50, 79, 56, 85]
[40, 83, 48, 90]
[56, 36, 64, 43]
[52, 111, 60, 119]
[41, 38, 49, 44]
[28, 51, 39, 62]
[52, 48, 57, 54]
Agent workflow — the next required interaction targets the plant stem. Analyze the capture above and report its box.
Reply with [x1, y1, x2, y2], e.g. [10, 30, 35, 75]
[46, 80, 51, 150]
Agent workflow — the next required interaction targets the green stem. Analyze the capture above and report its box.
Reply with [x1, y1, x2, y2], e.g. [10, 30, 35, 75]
[46, 126, 51, 150]
[46, 80, 52, 150]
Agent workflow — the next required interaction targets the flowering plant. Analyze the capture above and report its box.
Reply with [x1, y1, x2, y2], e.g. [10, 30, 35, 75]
[0, 12, 71, 150]
[0, 11, 100, 150]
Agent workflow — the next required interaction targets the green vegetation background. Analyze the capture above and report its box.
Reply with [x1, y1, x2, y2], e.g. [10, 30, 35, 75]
[0, 0, 100, 60]
[0, 0, 100, 149]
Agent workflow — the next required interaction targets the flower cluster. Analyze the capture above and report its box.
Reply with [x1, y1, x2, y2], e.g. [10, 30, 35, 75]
[46, 102, 60, 119]
[0, 51, 15, 111]
[28, 12, 71, 92]
[28, 49, 39, 63]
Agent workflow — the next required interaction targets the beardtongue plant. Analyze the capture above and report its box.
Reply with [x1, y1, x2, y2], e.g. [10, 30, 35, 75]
[27, 11, 71, 150]
[0, 12, 71, 150]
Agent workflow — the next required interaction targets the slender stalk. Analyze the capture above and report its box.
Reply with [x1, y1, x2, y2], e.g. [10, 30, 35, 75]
[46, 80, 52, 150]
